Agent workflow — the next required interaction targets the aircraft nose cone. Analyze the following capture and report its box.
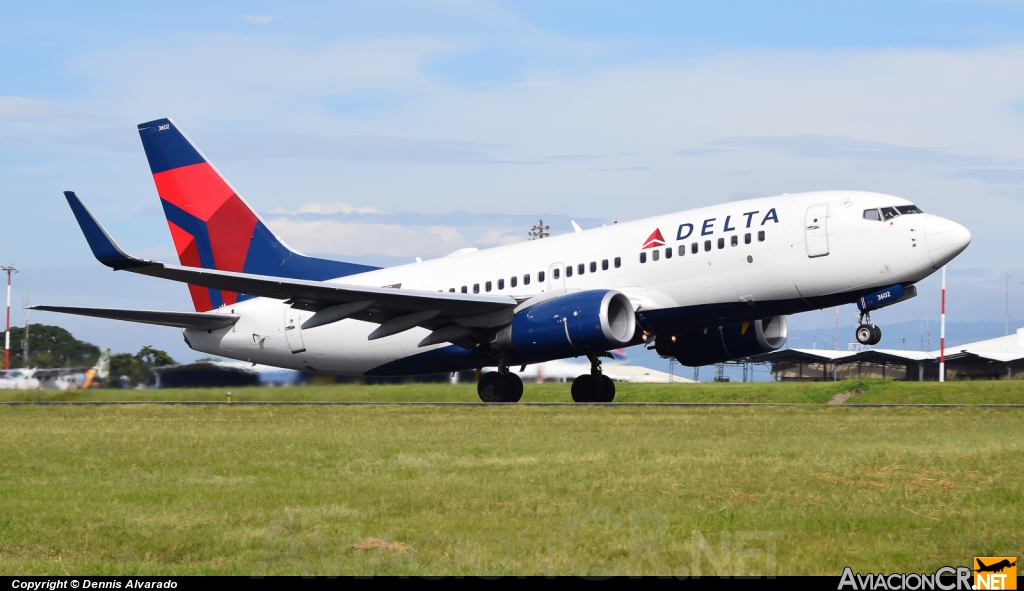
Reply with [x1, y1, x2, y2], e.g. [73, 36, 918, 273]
[924, 215, 971, 267]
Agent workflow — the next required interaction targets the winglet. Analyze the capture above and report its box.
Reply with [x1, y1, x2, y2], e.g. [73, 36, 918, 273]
[63, 191, 152, 270]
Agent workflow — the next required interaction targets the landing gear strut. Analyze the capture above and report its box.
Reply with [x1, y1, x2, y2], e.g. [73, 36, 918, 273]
[476, 360, 524, 403]
[571, 355, 615, 403]
[855, 312, 882, 346]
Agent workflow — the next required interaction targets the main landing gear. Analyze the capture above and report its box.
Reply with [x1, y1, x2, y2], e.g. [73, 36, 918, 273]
[855, 312, 882, 346]
[476, 363, 524, 403]
[571, 355, 615, 403]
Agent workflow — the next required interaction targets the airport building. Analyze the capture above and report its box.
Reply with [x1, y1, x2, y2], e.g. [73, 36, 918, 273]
[753, 327, 1024, 381]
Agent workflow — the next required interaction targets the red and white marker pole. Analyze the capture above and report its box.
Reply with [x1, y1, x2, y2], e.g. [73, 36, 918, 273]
[939, 266, 946, 383]
[1, 266, 16, 371]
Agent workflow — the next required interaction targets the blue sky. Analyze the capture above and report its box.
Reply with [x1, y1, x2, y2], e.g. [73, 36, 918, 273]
[3, 1, 1024, 366]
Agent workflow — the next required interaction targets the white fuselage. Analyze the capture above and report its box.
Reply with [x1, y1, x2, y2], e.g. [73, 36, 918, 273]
[183, 190, 970, 376]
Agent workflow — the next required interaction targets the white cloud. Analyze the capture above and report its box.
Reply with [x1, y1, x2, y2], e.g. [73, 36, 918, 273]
[476, 228, 523, 246]
[0, 97, 63, 120]
[242, 15, 275, 25]
[267, 217, 467, 257]
[269, 201, 381, 215]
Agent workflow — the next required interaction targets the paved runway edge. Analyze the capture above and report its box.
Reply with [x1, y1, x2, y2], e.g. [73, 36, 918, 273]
[1, 401, 1023, 407]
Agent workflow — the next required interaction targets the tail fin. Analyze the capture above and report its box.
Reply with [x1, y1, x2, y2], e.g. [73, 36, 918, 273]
[137, 118, 378, 311]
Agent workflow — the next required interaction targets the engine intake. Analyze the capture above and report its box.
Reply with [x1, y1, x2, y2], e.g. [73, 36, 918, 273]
[657, 316, 788, 366]
[496, 290, 637, 363]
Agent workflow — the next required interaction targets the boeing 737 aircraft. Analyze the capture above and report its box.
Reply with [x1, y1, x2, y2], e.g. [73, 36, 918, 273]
[33, 118, 972, 402]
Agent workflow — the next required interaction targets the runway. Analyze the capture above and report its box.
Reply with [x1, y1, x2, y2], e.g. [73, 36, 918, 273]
[1, 401, 1023, 408]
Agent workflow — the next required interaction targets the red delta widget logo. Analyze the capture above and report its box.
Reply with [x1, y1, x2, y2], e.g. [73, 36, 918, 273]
[642, 229, 666, 249]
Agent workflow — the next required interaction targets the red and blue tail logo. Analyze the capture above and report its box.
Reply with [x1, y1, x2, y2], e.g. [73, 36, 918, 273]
[138, 118, 377, 312]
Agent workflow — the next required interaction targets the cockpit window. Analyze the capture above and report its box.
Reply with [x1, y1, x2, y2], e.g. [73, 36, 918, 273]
[863, 209, 881, 221]
[880, 207, 899, 220]
[895, 205, 922, 215]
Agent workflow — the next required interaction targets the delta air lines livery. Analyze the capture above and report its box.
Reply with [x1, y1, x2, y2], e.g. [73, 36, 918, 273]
[34, 119, 972, 402]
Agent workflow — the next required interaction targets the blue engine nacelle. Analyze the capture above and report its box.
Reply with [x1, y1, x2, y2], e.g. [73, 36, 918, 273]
[495, 290, 637, 363]
[655, 316, 788, 367]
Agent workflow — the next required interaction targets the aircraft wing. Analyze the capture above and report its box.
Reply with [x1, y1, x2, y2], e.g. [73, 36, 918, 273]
[63, 191, 518, 335]
[28, 305, 240, 330]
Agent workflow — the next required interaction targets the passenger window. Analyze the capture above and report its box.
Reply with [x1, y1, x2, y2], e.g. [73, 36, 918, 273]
[652, 250, 659, 261]
[567, 265, 574, 276]
[473, 283, 480, 294]
[704, 240, 711, 252]
[602, 259, 609, 270]
[461, 286, 467, 293]
[895, 205, 922, 215]
[449, 288, 455, 292]
[731, 235, 738, 247]
[614, 257, 621, 268]
[664, 248, 672, 259]
[538, 270, 545, 282]
[511, 276, 518, 288]
[578, 263, 585, 274]
[498, 278, 504, 290]
[485, 281, 492, 292]
[524, 274, 531, 285]
[639, 252, 646, 264]
[590, 261, 597, 272]
[691, 242, 698, 254]
[717, 238, 725, 249]
[744, 233, 751, 244]
[553, 268, 560, 279]
[757, 230, 765, 242]
[881, 207, 899, 220]
[863, 209, 882, 221]
[678, 245, 685, 257]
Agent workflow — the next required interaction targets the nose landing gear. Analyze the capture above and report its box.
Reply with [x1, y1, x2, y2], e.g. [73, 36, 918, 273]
[855, 312, 882, 346]
[571, 355, 615, 403]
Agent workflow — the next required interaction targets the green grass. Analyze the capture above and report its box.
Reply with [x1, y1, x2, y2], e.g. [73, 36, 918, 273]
[2, 378, 1024, 404]
[1, 404, 1021, 575]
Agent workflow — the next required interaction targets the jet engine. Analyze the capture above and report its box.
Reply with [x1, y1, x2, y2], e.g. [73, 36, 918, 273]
[656, 316, 788, 367]
[495, 290, 637, 362]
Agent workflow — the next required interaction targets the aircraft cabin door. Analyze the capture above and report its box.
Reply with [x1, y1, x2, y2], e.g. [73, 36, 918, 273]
[284, 307, 307, 354]
[804, 204, 830, 258]
[548, 262, 565, 290]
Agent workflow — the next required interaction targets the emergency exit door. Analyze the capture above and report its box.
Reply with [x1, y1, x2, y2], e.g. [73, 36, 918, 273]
[805, 204, 829, 258]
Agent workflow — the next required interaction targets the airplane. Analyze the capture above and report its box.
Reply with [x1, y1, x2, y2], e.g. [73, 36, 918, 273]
[0, 349, 109, 390]
[976, 558, 1016, 573]
[31, 118, 972, 403]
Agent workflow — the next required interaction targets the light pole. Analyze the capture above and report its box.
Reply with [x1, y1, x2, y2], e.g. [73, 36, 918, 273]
[939, 266, 946, 383]
[1, 266, 17, 370]
[528, 220, 550, 240]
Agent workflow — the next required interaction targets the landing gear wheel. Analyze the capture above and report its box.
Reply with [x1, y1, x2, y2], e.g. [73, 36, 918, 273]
[477, 371, 510, 402]
[571, 374, 595, 402]
[506, 372, 524, 402]
[856, 325, 874, 345]
[599, 375, 615, 403]
[869, 324, 882, 346]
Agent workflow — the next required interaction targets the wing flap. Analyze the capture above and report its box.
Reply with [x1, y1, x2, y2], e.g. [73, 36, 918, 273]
[29, 305, 239, 330]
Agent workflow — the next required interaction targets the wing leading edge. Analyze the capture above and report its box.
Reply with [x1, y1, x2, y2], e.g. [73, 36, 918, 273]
[57, 191, 518, 340]
[27, 306, 240, 330]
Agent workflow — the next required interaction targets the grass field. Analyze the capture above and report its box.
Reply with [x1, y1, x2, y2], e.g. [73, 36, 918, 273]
[2, 378, 1024, 404]
[1, 401, 1022, 575]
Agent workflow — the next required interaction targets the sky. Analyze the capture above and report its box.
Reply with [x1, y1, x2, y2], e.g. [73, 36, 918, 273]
[3, 0, 1024, 369]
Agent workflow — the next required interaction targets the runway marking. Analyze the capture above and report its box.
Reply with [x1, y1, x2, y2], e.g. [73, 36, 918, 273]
[1, 401, 1023, 408]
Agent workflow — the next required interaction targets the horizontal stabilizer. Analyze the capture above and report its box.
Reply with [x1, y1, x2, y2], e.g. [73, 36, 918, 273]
[28, 305, 239, 331]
